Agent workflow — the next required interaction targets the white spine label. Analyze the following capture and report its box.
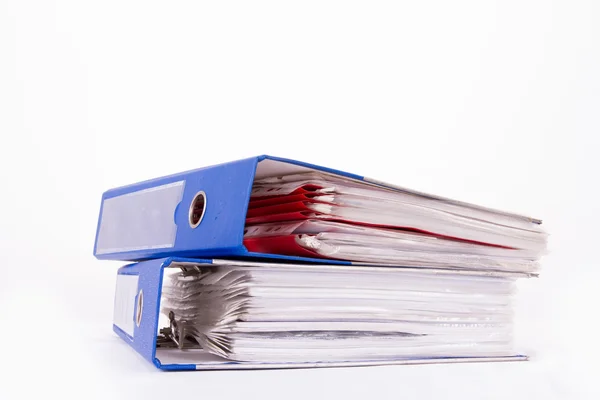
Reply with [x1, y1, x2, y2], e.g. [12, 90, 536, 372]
[113, 274, 140, 337]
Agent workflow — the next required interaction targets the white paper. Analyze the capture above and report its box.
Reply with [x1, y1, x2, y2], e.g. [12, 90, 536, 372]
[249, 172, 548, 253]
[160, 262, 518, 363]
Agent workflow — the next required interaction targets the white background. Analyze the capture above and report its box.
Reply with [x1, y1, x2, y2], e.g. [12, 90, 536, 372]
[1, 1, 598, 399]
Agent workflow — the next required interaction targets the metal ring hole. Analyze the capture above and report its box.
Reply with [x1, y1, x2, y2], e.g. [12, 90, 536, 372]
[189, 191, 207, 228]
[136, 290, 143, 327]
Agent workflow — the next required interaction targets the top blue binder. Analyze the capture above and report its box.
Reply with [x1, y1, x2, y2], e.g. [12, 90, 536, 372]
[93, 154, 542, 262]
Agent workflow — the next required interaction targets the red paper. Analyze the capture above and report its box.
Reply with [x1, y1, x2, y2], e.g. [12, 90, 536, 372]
[243, 235, 325, 259]
[248, 193, 330, 209]
[250, 184, 324, 199]
[246, 201, 320, 218]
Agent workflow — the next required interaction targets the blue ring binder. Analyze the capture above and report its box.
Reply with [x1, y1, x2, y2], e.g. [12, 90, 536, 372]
[94, 155, 542, 263]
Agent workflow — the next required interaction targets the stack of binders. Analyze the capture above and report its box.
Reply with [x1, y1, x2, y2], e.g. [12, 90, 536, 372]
[94, 155, 547, 371]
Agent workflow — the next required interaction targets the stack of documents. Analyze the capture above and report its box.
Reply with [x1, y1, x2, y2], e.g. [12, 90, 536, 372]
[94, 155, 546, 370]
[160, 262, 519, 363]
[243, 172, 547, 274]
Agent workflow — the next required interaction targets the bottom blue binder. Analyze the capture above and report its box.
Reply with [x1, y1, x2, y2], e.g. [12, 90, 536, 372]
[112, 257, 528, 371]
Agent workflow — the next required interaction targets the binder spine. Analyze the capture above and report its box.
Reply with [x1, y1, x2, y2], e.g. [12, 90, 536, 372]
[94, 157, 258, 260]
[113, 258, 166, 366]
[113, 257, 214, 370]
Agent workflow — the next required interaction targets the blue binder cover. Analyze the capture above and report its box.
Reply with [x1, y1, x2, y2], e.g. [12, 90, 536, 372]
[112, 257, 528, 371]
[95, 155, 537, 262]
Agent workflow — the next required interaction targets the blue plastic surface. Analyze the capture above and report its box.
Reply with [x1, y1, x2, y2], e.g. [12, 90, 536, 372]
[95, 157, 259, 261]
